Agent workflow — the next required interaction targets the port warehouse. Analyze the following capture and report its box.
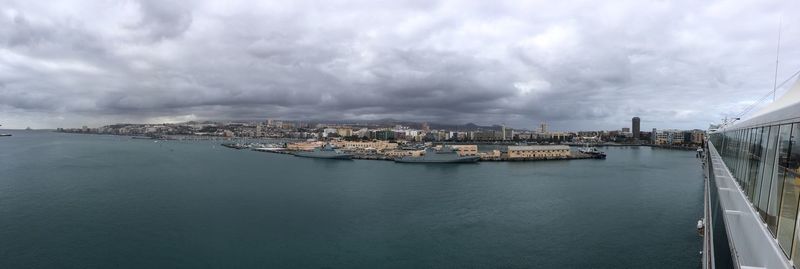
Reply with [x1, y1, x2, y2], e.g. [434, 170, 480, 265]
[706, 80, 800, 268]
[508, 145, 570, 158]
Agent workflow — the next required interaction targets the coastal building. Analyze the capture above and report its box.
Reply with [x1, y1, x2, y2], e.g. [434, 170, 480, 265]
[373, 130, 395, 140]
[655, 129, 685, 145]
[473, 130, 503, 141]
[287, 141, 324, 151]
[690, 129, 705, 144]
[507, 145, 570, 159]
[331, 141, 398, 151]
[651, 128, 657, 144]
[322, 128, 337, 137]
[336, 127, 352, 137]
[632, 117, 640, 140]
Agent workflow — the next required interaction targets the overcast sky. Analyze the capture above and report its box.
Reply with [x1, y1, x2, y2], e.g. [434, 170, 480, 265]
[1, 0, 799, 130]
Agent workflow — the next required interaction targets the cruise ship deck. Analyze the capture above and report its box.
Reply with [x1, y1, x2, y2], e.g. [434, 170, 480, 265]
[705, 78, 800, 268]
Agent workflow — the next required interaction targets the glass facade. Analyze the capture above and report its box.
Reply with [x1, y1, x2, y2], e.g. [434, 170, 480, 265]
[711, 123, 800, 262]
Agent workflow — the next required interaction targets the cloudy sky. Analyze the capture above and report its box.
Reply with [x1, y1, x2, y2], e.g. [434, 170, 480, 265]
[1, 0, 799, 130]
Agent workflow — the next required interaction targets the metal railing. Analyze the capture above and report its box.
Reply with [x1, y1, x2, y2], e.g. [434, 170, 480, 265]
[705, 141, 792, 268]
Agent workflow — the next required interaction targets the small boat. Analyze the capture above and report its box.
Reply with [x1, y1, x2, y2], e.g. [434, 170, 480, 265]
[0, 124, 10, 136]
[579, 145, 607, 159]
[221, 143, 249, 149]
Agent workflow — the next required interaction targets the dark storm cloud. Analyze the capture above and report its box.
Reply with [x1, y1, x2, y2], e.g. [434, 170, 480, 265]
[1, 0, 799, 129]
[131, 1, 193, 41]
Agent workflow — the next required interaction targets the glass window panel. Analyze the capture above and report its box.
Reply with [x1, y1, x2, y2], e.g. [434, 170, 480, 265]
[746, 128, 757, 197]
[739, 130, 748, 183]
[743, 129, 753, 197]
[778, 124, 799, 257]
[727, 131, 736, 175]
[741, 130, 751, 187]
[759, 126, 779, 220]
[733, 131, 740, 180]
[768, 125, 792, 235]
[753, 127, 769, 205]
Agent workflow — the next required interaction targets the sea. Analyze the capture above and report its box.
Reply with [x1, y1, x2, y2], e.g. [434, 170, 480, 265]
[0, 130, 703, 268]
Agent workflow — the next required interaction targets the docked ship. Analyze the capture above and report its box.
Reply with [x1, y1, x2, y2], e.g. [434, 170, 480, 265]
[579, 145, 606, 159]
[252, 143, 287, 153]
[292, 144, 354, 160]
[394, 146, 480, 163]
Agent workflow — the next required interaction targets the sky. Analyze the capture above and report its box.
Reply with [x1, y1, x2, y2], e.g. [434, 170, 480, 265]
[1, 0, 799, 131]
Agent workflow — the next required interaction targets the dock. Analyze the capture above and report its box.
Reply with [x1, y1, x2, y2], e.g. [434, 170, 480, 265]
[220, 142, 608, 162]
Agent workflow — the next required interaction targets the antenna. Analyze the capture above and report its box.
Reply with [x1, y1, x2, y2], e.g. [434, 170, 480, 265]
[773, 16, 783, 102]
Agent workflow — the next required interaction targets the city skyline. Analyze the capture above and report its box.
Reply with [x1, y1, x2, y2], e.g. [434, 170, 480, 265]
[2, 1, 800, 130]
[38, 115, 688, 133]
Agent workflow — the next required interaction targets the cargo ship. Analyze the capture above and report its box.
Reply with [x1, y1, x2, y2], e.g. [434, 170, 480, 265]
[394, 146, 480, 163]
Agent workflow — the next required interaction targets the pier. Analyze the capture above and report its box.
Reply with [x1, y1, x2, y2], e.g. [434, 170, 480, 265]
[238, 143, 606, 162]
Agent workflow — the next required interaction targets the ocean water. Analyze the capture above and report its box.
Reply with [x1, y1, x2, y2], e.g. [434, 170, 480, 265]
[0, 130, 703, 268]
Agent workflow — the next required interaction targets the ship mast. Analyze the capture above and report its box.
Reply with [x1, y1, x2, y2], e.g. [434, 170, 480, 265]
[772, 16, 782, 102]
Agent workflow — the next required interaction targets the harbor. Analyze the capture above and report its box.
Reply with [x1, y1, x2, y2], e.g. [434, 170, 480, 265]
[220, 141, 608, 162]
[0, 132, 704, 268]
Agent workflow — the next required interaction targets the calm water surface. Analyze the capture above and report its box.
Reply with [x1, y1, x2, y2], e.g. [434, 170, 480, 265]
[0, 131, 703, 268]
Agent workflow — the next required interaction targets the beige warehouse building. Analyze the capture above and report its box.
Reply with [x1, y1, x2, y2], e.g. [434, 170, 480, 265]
[331, 141, 398, 151]
[507, 145, 570, 159]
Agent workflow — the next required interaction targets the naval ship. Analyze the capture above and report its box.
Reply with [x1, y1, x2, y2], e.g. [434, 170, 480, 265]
[292, 144, 354, 160]
[394, 146, 480, 163]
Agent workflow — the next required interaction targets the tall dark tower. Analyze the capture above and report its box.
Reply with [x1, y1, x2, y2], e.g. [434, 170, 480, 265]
[632, 117, 640, 140]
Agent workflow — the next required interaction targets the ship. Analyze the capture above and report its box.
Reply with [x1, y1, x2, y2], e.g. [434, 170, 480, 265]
[702, 76, 800, 268]
[394, 146, 480, 163]
[0, 124, 10, 136]
[252, 143, 288, 153]
[292, 144, 354, 159]
[578, 145, 606, 159]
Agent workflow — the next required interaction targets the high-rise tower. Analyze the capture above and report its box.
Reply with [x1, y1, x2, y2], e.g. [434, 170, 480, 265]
[632, 117, 640, 140]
